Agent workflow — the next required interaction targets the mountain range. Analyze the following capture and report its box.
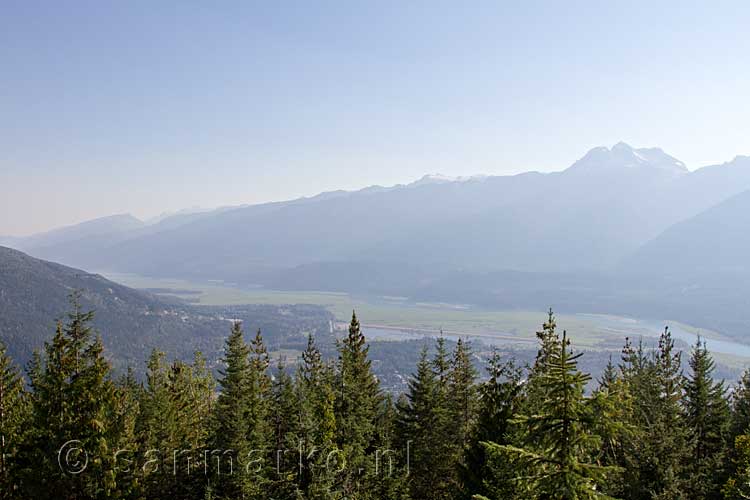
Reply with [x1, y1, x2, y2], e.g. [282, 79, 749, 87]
[6, 142, 750, 338]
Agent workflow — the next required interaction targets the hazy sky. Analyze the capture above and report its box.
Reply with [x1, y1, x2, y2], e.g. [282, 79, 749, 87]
[2, 1, 749, 236]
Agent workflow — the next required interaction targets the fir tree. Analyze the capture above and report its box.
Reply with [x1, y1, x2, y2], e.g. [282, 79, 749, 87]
[524, 308, 561, 414]
[395, 347, 445, 499]
[723, 434, 750, 500]
[621, 327, 688, 500]
[296, 334, 337, 498]
[268, 359, 301, 499]
[0, 341, 27, 500]
[591, 353, 634, 499]
[247, 328, 272, 498]
[449, 337, 478, 452]
[211, 321, 253, 499]
[19, 293, 123, 499]
[334, 311, 380, 498]
[483, 330, 617, 500]
[684, 337, 730, 500]
[111, 367, 142, 500]
[731, 369, 750, 439]
[460, 352, 524, 500]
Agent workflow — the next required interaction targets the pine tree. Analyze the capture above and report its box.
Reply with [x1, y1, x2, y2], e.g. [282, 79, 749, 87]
[591, 353, 635, 499]
[483, 330, 617, 500]
[296, 334, 337, 499]
[268, 359, 301, 499]
[684, 337, 730, 500]
[19, 293, 123, 499]
[246, 328, 272, 497]
[459, 351, 524, 500]
[136, 348, 169, 497]
[620, 328, 688, 500]
[723, 434, 750, 500]
[524, 308, 561, 414]
[211, 321, 253, 499]
[0, 341, 27, 500]
[395, 346, 445, 499]
[449, 337, 478, 452]
[597, 355, 617, 390]
[731, 369, 750, 439]
[111, 367, 142, 500]
[137, 350, 211, 499]
[335, 311, 380, 498]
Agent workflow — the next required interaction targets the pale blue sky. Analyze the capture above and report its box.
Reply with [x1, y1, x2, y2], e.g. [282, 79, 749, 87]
[1, 1, 749, 235]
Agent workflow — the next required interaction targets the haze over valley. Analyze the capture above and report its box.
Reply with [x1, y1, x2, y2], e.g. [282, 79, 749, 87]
[5, 142, 750, 345]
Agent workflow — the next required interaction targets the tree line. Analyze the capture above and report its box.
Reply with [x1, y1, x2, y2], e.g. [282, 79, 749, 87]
[3, 297, 750, 499]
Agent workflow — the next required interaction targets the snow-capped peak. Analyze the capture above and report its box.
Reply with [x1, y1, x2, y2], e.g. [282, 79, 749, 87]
[568, 142, 688, 176]
[409, 173, 488, 187]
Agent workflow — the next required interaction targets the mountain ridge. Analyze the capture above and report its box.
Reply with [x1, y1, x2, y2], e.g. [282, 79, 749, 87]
[7, 143, 749, 281]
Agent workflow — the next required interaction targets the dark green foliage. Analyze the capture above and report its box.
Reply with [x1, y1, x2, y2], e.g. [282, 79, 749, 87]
[524, 308, 560, 413]
[296, 334, 337, 498]
[7, 303, 750, 500]
[484, 330, 617, 500]
[18, 293, 123, 499]
[460, 352, 523, 500]
[0, 246, 335, 379]
[450, 338, 478, 452]
[211, 321, 253, 498]
[731, 369, 750, 438]
[334, 311, 381, 498]
[268, 359, 301, 498]
[0, 341, 27, 500]
[684, 337, 730, 500]
[396, 346, 453, 499]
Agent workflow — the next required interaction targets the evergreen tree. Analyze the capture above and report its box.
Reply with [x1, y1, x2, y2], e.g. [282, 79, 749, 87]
[296, 334, 337, 499]
[730, 369, 750, 439]
[268, 359, 301, 499]
[684, 337, 730, 500]
[483, 330, 617, 500]
[211, 321, 252, 499]
[460, 352, 524, 500]
[591, 353, 634, 499]
[370, 393, 411, 500]
[449, 337, 478, 452]
[620, 328, 688, 500]
[524, 308, 561, 413]
[138, 350, 211, 499]
[246, 328, 272, 497]
[396, 347, 447, 499]
[0, 341, 27, 500]
[723, 435, 750, 500]
[334, 311, 380, 498]
[597, 355, 617, 390]
[19, 293, 123, 499]
[104, 367, 143, 500]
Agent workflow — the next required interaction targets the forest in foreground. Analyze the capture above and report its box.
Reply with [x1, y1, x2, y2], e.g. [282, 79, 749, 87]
[2, 294, 750, 500]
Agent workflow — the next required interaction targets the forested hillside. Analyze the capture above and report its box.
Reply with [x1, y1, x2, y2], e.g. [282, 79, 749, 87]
[1, 302, 749, 500]
[0, 246, 333, 375]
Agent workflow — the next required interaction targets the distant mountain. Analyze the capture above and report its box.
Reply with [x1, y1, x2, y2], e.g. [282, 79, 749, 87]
[14, 214, 145, 251]
[623, 188, 750, 277]
[0, 235, 20, 247]
[566, 142, 688, 177]
[13, 143, 750, 284]
[0, 246, 332, 374]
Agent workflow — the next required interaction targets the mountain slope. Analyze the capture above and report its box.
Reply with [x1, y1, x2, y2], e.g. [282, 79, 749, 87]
[78, 143, 730, 277]
[623, 188, 750, 276]
[14, 214, 144, 251]
[14, 144, 750, 282]
[0, 246, 332, 373]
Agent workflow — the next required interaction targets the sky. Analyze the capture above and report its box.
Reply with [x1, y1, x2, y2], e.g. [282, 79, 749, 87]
[1, 1, 749, 236]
